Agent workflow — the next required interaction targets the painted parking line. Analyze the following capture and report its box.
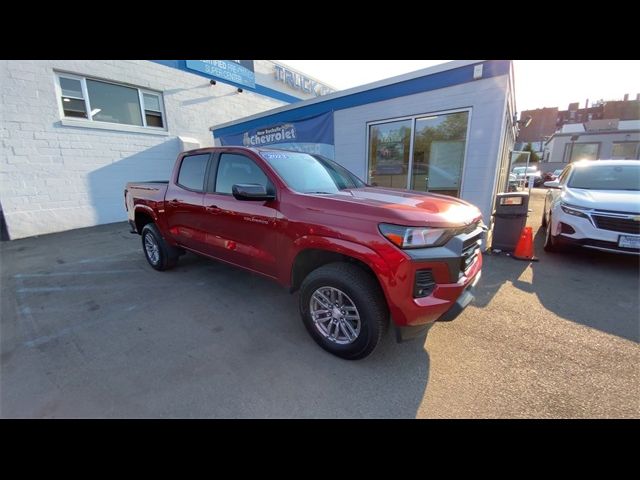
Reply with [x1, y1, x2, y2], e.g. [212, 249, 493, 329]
[14, 270, 141, 278]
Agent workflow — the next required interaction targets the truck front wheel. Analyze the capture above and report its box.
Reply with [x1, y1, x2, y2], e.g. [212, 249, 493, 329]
[141, 223, 179, 271]
[299, 262, 388, 360]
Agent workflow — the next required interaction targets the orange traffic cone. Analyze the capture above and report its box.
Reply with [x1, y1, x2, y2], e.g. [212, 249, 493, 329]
[512, 226, 539, 261]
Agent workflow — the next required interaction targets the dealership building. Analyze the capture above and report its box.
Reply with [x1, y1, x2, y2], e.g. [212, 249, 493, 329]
[2, 59, 516, 243]
[212, 60, 517, 244]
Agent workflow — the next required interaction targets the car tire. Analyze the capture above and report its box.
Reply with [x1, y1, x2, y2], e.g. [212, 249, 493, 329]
[299, 262, 389, 360]
[141, 223, 180, 271]
[543, 215, 564, 253]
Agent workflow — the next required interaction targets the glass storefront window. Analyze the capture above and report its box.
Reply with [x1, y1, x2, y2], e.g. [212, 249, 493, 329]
[411, 111, 468, 197]
[367, 111, 469, 197]
[563, 142, 599, 162]
[611, 142, 639, 160]
[368, 119, 411, 188]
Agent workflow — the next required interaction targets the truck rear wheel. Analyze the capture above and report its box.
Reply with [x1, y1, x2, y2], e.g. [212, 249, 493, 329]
[141, 223, 179, 271]
[299, 262, 388, 360]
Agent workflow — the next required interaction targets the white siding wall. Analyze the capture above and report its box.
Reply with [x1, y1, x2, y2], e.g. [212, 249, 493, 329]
[0, 60, 286, 239]
[333, 75, 509, 224]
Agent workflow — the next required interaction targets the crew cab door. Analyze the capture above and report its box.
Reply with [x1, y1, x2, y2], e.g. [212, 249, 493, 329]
[201, 151, 279, 278]
[165, 152, 212, 251]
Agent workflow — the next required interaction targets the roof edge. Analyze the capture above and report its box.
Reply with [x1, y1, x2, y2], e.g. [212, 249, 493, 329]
[209, 60, 483, 131]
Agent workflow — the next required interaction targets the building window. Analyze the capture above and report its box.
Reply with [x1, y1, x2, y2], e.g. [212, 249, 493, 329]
[611, 142, 640, 160]
[143, 93, 164, 128]
[368, 119, 412, 189]
[56, 73, 166, 129]
[59, 77, 88, 118]
[563, 142, 599, 163]
[367, 110, 470, 197]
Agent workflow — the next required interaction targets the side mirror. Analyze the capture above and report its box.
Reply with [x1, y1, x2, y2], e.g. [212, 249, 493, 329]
[232, 184, 275, 201]
[544, 180, 561, 189]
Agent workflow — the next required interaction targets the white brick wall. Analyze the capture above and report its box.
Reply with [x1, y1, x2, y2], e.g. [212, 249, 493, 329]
[0, 60, 286, 239]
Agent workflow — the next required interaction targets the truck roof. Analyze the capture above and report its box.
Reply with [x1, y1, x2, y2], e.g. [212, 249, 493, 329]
[180, 146, 301, 156]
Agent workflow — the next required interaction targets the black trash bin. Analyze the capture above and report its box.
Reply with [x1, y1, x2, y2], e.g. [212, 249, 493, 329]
[491, 192, 530, 252]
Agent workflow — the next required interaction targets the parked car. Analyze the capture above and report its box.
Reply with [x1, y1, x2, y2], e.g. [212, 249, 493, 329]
[125, 147, 485, 359]
[512, 166, 542, 187]
[543, 168, 564, 183]
[542, 160, 640, 255]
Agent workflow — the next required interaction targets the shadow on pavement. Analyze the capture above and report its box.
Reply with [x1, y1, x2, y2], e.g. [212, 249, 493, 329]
[476, 224, 639, 343]
[2, 229, 431, 418]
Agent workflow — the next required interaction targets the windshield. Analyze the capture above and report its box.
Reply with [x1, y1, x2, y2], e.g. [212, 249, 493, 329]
[568, 164, 640, 190]
[260, 150, 366, 193]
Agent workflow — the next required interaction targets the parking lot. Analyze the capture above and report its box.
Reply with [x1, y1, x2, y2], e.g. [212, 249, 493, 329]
[1, 188, 638, 418]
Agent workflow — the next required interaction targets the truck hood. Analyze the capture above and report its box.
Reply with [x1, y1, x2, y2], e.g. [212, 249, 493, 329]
[563, 188, 640, 213]
[302, 187, 483, 227]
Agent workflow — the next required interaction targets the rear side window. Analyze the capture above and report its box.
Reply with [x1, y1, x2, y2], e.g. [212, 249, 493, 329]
[215, 153, 269, 194]
[177, 154, 209, 191]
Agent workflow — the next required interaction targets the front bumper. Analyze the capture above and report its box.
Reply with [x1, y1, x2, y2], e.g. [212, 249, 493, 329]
[394, 266, 481, 342]
[383, 224, 484, 333]
[551, 207, 640, 255]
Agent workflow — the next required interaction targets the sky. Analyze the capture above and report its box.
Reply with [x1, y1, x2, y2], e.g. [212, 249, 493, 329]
[276, 60, 640, 114]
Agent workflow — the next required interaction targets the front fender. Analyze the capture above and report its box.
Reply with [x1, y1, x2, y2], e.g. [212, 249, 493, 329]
[285, 234, 397, 311]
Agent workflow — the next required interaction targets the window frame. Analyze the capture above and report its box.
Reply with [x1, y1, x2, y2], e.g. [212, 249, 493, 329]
[54, 72, 167, 131]
[611, 141, 640, 160]
[365, 107, 472, 195]
[139, 90, 166, 128]
[175, 153, 212, 193]
[562, 141, 600, 163]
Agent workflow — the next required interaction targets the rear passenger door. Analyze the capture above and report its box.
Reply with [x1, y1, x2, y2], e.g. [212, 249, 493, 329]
[165, 153, 211, 251]
[201, 151, 279, 277]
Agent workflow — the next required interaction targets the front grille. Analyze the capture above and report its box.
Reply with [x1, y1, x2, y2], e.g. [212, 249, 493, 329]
[592, 215, 640, 234]
[459, 221, 480, 235]
[460, 231, 482, 274]
[414, 269, 436, 298]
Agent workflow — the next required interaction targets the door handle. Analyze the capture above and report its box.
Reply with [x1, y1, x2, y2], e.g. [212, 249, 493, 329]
[205, 204, 221, 213]
[169, 199, 180, 205]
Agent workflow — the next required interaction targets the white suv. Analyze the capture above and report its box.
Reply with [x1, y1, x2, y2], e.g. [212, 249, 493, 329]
[542, 160, 640, 255]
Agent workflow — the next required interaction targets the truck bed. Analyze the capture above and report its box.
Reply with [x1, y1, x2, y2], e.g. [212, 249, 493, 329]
[124, 181, 169, 228]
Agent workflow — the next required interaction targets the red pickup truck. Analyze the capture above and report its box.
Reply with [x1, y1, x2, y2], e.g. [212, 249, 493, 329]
[125, 147, 484, 359]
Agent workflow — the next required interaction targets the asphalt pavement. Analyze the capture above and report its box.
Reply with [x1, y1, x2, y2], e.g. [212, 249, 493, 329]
[1, 188, 638, 418]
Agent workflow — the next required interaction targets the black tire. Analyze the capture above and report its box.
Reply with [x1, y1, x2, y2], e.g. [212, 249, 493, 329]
[299, 262, 389, 360]
[141, 223, 179, 271]
[543, 215, 564, 253]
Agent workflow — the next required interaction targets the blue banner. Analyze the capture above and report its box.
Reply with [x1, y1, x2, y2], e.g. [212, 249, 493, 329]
[217, 111, 335, 159]
[186, 60, 255, 88]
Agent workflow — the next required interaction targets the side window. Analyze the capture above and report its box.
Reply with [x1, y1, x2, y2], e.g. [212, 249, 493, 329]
[215, 153, 269, 194]
[177, 154, 209, 191]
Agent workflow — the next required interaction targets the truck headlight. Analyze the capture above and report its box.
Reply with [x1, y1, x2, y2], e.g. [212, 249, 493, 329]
[560, 202, 589, 219]
[379, 223, 455, 248]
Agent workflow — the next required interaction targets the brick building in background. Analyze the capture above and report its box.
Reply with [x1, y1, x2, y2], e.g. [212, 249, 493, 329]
[515, 94, 640, 170]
